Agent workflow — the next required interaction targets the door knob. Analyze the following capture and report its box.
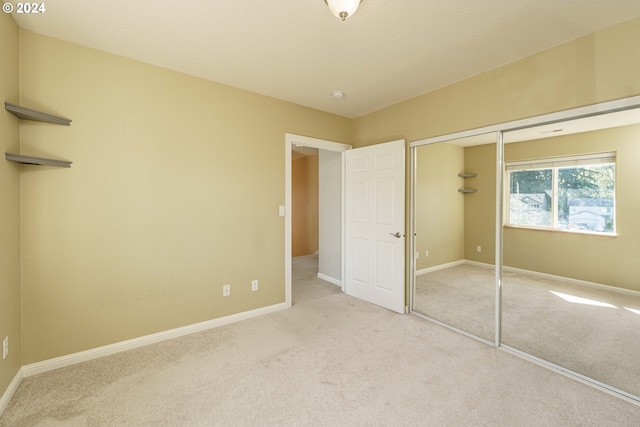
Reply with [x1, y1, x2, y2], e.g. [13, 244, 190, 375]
[390, 232, 402, 238]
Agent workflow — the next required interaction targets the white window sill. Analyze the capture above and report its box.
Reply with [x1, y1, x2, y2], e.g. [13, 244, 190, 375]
[504, 224, 618, 238]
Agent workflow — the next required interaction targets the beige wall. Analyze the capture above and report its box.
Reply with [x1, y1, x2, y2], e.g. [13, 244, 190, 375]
[415, 141, 496, 269]
[503, 125, 640, 291]
[0, 13, 21, 398]
[354, 17, 640, 147]
[292, 154, 319, 257]
[18, 30, 352, 364]
[415, 143, 464, 269]
[463, 144, 497, 264]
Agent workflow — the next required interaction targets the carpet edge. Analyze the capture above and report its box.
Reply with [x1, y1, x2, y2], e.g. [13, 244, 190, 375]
[21, 303, 288, 378]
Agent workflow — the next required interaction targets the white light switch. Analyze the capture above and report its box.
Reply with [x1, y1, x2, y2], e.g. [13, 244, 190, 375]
[279, 205, 285, 217]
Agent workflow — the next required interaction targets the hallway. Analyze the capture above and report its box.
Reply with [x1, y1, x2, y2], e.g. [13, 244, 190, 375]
[292, 254, 342, 304]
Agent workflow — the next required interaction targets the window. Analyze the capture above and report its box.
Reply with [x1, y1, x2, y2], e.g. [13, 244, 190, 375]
[506, 152, 615, 234]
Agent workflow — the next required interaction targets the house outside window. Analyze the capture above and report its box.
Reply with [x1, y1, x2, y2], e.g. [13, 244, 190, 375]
[506, 152, 615, 234]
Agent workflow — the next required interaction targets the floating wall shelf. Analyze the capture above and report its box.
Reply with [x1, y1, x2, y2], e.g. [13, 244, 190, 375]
[5, 153, 72, 168]
[4, 101, 73, 168]
[458, 171, 477, 193]
[5, 102, 72, 126]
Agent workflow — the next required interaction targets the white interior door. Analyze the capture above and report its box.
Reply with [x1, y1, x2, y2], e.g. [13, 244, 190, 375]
[345, 140, 405, 313]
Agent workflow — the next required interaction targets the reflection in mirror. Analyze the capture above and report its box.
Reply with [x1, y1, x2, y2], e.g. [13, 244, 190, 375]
[413, 133, 496, 343]
[501, 109, 640, 399]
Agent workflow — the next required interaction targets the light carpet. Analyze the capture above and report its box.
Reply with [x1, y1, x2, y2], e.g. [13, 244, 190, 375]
[1, 257, 639, 426]
[414, 263, 640, 400]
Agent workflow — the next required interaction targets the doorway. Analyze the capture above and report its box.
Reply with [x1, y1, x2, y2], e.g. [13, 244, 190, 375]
[291, 145, 340, 304]
[285, 134, 351, 307]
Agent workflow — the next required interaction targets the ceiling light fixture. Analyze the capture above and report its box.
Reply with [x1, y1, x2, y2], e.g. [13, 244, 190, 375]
[331, 90, 345, 100]
[324, 0, 362, 21]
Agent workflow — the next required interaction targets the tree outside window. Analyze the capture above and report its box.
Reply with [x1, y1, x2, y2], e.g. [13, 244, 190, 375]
[507, 155, 615, 234]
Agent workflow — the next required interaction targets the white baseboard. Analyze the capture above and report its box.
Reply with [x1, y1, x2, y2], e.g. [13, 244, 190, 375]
[416, 260, 465, 276]
[22, 302, 287, 378]
[0, 368, 23, 419]
[317, 272, 342, 287]
[417, 260, 639, 297]
[463, 260, 495, 269]
[502, 265, 640, 297]
[452, 260, 640, 297]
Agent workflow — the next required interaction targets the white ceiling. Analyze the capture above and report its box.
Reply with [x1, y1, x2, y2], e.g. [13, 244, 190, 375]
[9, 0, 640, 118]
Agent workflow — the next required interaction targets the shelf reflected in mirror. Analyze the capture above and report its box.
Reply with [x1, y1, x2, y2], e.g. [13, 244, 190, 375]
[413, 132, 497, 343]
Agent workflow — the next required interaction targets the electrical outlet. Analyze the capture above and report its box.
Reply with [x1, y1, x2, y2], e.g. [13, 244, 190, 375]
[2, 337, 8, 360]
[251, 280, 259, 291]
[223, 284, 231, 297]
[425, 250, 429, 257]
[476, 245, 482, 253]
[415, 251, 419, 259]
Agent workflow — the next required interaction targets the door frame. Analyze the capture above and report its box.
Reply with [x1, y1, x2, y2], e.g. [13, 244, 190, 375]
[285, 133, 351, 308]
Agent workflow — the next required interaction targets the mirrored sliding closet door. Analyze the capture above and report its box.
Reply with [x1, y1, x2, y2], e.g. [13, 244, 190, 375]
[412, 133, 497, 343]
[500, 109, 640, 399]
[410, 96, 640, 402]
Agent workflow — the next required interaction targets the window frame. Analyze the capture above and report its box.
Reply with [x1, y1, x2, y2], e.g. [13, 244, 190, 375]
[505, 152, 616, 236]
